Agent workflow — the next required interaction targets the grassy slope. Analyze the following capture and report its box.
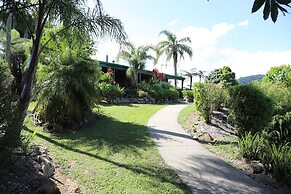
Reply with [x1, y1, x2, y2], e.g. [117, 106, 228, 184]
[178, 104, 238, 161]
[24, 104, 191, 194]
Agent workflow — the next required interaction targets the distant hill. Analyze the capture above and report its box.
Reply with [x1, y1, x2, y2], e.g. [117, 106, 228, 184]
[237, 74, 265, 85]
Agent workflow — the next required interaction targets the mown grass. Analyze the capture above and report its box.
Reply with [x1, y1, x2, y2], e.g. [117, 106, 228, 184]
[24, 104, 191, 194]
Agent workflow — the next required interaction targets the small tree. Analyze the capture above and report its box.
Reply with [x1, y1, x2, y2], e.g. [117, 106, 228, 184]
[157, 30, 192, 88]
[117, 42, 153, 87]
[0, 0, 127, 164]
[262, 64, 291, 87]
[205, 66, 237, 87]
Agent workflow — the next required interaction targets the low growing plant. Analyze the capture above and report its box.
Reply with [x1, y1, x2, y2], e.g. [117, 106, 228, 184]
[261, 143, 291, 185]
[238, 132, 266, 160]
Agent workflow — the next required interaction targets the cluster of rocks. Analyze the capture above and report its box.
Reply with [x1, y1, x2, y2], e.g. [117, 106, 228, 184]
[0, 146, 61, 194]
[105, 97, 178, 104]
[29, 111, 98, 131]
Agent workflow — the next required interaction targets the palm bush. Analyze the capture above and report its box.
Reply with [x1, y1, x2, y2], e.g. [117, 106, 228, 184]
[34, 30, 101, 130]
[182, 90, 194, 102]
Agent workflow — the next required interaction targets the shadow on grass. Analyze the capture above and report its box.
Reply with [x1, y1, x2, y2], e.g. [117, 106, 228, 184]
[23, 114, 191, 192]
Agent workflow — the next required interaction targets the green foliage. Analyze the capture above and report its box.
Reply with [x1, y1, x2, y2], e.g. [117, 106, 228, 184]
[34, 29, 101, 129]
[117, 42, 153, 86]
[98, 82, 125, 101]
[182, 90, 194, 102]
[20, 128, 39, 153]
[165, 88, 180, 101]
[252, 0, 291, 22]
[261, 143, 291, 184]
[262, 64, 291, 87]
[0, 60, 17, 133]
[268, 112, 291, 146]
[205, 66, 238, 87]
[137, 80, 179, 101]
[228, 84, 274, 135]
[256, 81, 291, 145]
[193, 83, 227, 123]
[158, 30, 192, 87]
[238, 132, 266, 160]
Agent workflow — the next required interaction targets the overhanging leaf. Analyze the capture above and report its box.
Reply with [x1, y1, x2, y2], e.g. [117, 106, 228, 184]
[252, 0, 267, 13]
[263, 1, 271, 20]
[271, 3, 279, 22]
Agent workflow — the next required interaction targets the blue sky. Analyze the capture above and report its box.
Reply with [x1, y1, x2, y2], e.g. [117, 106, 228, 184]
[92, 0, 291, 79]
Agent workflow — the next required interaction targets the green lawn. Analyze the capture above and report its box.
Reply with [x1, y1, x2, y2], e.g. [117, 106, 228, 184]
[24, 104, 191, 194]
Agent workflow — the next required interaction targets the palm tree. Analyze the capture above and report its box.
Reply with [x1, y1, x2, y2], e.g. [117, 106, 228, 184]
[0, 0, 127, 162]
[180, 68, 197, 90]
[157, 30, 192, 87]
[117, 42, 153, 86]
[195, 70, 206, 83]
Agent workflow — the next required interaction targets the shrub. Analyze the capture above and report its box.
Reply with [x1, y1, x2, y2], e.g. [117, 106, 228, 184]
[0, 60, 18, 134]
[228, 84, 274, 135]
[193, 83, 227, 123]
[98, 82, 125, 101]
[182, 90, 194, 102]
[35, 50, 101, 130]
[262, 64, 291, 87]
[238, 132, 266, 160]
[137, 80, 179, 101]
[205, 66, 238, 87]
[268, 112, 291, 146]
[261, 144, 291, 185]
[165, 88, 179, 101]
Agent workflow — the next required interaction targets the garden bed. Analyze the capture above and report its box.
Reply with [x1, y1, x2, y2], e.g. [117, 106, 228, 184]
[178, 104, 291, 194]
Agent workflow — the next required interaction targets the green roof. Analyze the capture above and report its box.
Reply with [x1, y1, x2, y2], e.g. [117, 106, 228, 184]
[98, 61, 185, 81]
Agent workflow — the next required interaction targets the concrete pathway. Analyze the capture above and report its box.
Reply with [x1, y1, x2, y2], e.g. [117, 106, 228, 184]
[147, 104, 271, 194]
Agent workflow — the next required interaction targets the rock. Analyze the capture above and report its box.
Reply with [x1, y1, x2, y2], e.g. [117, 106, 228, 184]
[37, 178, 61, 194]
[38, 156, 55, 178]
[199, 132, 214, 142]
[251, 161, 264, 174]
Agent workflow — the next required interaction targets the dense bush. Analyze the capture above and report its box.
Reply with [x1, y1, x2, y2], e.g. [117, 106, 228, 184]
[193, 83, 227, 123]
[98, 72, 125, 102]
[205, 66, 238, 87]
[34, 32, 101, 130]
[98, 82, 124, 102]
[137, 80, 179, 102]
[182, 90, 194, 102]
[228, 84, 274, 135]
[0, 60, 18, 135]
[262, 64, 291, 87]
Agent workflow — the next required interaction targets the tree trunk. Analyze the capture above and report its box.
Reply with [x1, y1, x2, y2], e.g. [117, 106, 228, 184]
[173, 52, 178, 88]
[133, 68, 138, 87]
[0, 3, 45, 167]
[190, 76, 192, 90]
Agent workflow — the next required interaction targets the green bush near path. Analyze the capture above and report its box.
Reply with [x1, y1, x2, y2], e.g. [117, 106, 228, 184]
[24, 104, 191, 194]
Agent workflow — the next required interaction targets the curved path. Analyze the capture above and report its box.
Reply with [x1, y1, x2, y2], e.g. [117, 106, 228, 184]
[147, 104, 271, 194]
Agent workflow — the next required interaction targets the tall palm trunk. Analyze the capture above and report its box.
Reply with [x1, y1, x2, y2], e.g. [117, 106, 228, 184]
[133, 68, 138, 86]
[190, 76, 193, 90]
[173, 51, 178, 88]
[0, 4, 45, 165]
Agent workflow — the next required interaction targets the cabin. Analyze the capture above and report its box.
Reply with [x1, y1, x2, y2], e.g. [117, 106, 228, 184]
[98, 61, 185, 89]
